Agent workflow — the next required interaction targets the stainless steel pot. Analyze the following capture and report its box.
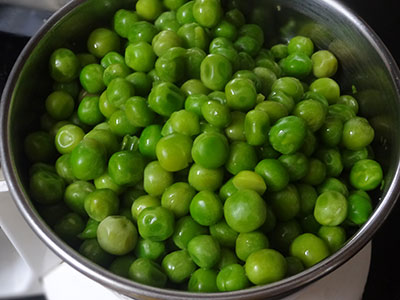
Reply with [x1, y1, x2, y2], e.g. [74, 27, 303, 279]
[1, 0, 400, 299]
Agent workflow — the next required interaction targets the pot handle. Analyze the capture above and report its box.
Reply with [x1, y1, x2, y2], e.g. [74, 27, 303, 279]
[0, 169, 62, 298]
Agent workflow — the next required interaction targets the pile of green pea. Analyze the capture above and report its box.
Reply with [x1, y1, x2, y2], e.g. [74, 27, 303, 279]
[24, 0, 384, 293]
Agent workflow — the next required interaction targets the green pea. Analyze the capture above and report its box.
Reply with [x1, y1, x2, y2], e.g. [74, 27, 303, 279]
[107, 78, 135, 109]
[270, 219, 302, 255]
[64, 180, 95, 216]
[309, 78, 340, 104]
[328, 104, 356, 123]
[135, 238, 165, 261]
[188, 268, 218, 292]
[108, 110, 139, 137]
[148, 82, 185, 117]
[188, 163, 224, 192]
[225, 142, 258, 175]
[224, 189, 267, 233]
[213, 19, 237, 41]
[256, 58, 282, 78]
[187, 235, 221, 268]
[245, 249, 287, 285]
[160, 182, 195, 217]
[29, 170, 65, 205]
[342, 117, 375, 151]
[87, 28, 120, 58]
[271, 77, 304, 102]
[125, 72, 153, 97]
[278, 152, 309, 182]
[98, 91, 117, 119]
[318, 225, 346, 253]
[225, 8, 245, 28]
[125, 96, 155, 128]
[236, 231, 269, 261]
[138, 206, 175, 241]
[184, 47, 207, 79]
[225, 78, 257, 112]
[293, 99, 326, 132]
[302, 158, 326, 186]
[296, 183, 318, 217]
[173, 216, 208, 249]
[314, 191, 348, 226]
[94, 172, 124, 195]
[271, 44, 288, 60]
[84, 189, 119, 222]
[244, 109, 270, 146]
[176, 1, 195, 24]
[131, 195, 160, 222]
[280, 53, 313, 79]
[255, 100, 288, 124]
[45, 91, 75, 121]
[108, 151, 145, 186]
[201, 100, 232, 128]
[155, 47, 186, 83]
[192, 132, 229, 168]
[162, 250, 197, 283]
[77, 96, 103, 126]
[55, 124, 85, 154]
[237, 51, 256, 70]
[129, 258, 167, 288]
[346, 193, 373, 225]
[288, 36, 314, 57]
[79, 239, 113, 267]
[337, 95, 359, 114]
[311, 50, 338, 78]
[170, 109, 201, 136]
[102, 63, 131, 86]
[319, 117, 343, 147]
[76, 53, 98, 68]
[232, 170, 266, 195]
[290, 233, 330, 267]
[269, 184, 300, 221]
[210, 219, 238, 248]
[78, 218, 99, 239]
[349, 159, 383, 191]
[143, 161, 173, 196]
[152, 30, 183, 57]
[285, 256, 305, 277]
[315, 147, 343, 177]
[138, 124, 163, 160]
[109, 255, 136, 278]
[234, 35, 261, 57]
[225, 111, 246, 141]
[218, 178, 238, 202]
[156, 133, 193, 172]
[136, 0, 163, 21]
[178, 23, 209, 50]
[192, 0, 223, 28]
[127, 21, 158, 44]
[217, 264, 249, 292]
[268, 90, 295, 113]
[200, 54, 232, 91]
[55, 154, 76, 184]
[49, 48, 80, 83]
[113, 9, 140, 38]
[125, 42, 156, 73]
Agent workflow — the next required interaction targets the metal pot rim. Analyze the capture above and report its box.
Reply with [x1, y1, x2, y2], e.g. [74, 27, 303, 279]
[1, 0, 400, 299]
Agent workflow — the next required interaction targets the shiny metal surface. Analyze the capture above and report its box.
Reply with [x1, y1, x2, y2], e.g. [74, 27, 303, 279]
[1, 0, 400, 299]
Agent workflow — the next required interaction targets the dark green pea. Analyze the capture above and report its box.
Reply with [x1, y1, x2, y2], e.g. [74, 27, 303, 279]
[285, 256, 305, 277]
[217, 264, 249, 292]
[109, 255, 136, 278]
[192, 132, 229, 168]
[148, 82, 185, 117]
[302, 91, 329, 107]
[188, 164, 224, 192]
[278, 152, 309, 182]
[29, 170, 65, 205]
[218, 248, 239, 270]
[269, 184, 300, 221]
[192, 0, 223, 28]
[162, 250, 196, 283]
[271, 44, 288, 60]
[200, 54, 232, 91]
[219, 178, 238, 202]
[225, 8, 245, 28]
[234, 35, 261, 57]
[225, 142, 258, 175]
[125, 42, 156, 73]
[155, 47, 186, 83]
[342, 147, 369, 169]
[84, 189, 119, 222]
[225, 111, 246, 141]
[237, 51, 256, 70]
[225, 78, 257, 111]
[156, 133, 193, 172]
[349, 159, 383, 191]
[319, 117, 343, 147]
[178, 23, 209, 50]
[138, 124, 162, 159]
[53, 81, 79, 101]
[328, 104, 356, 123]
[188, 268, 218, 292]
[269, 116, 307, 155]
[138, 206, 175, 241]
[309, 78, 340, 104]
[64, 180, 95, 216]
[77, 96, 103, 126]
[108, 151, 145, 186]
[296, 183, 317, 217]
[318, 225, 346, 253]
[342, 117, 375, 151]
[270, 220, 302, 254]
[346, 193, 373, 225]
[135, 238, 166, 261]
[98, 91, 117, 119]
[40, 113, 57, 132]
[244, 109, 270, 146]
[280, 53, 312, 79]
[79, 239, 113, 267]
[45, 91, 75, 121]
[125, 72, 153, 97]
[29, 162, 56, 177]
[299, 214, 321, 235]
[87, 28, 120, 58]
[213, 19, 237, 41]
[210, 219, 238, 248]
[108, 110, 139, 136]
[258, 141, 281, 159]
[49, 48, 80, 83]
[315, 147, 343, 177]
[173, 216, 208, 250]
[125, 96, 155, 128]
[176, 1, 195, 24]
[235, 231, 269, 261]
[311, 50, 338, 78]
[256, 58, 282, 78]
[184, 47, 207, 79]
[55, 154, 76, 184]
[187, 235, 221, 268]
[155, 11, 180, 32]
[78, 218, 99, 239]
[268, 90, 295, 113]
[271, 77, 304, 103]
[314, 191, 348, 226]
[201, 100, 232, 128]
[129, 258, 167, 288]
[233, 70, 262, 93]
[337, 95, 359, 114]
[255, 100, 288, 124]
[113, 9, 140, 38]
[302, 158, 326, 186]
[256, 48, 274, 62]
[181, 79, 211, 97]
[107, 78, 135, 108]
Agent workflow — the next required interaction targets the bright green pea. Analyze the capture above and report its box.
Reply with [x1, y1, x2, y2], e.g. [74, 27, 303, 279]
[293, 99, 326, 132]
[49, 48, 80, 83]
[187, 235, 221, 268]
[269, 116, 307, 155]
[349, 159, 383, 191]
[213, 19, 237, 40]
[125, 42, 156, 73]
[190, 190, 223, 226]
[184, 47, 207, 79]
[162, 250, 197, 283]
[78, 218, 99, 239]
[94, 172, 124, 195]
[173, 216, 208, 249]
[155, 47, 186, 83]
[269, 184, 300, 221]
[346, 193, 373, 225]
[176, 1, 195, 24]
[224, 189, 267, 233]
[225, 111, 246, 141]
[181, 79, 211, 96]
[97, 216, 138, 255]
[143, 161, 173, 196]
[108, 110, 139, 136]
[271, 77, 304, 103]
[188, 268, 218, 292]
[103, 63, 131, 86]
[192, 132, 229, 168]
[314, 191, 348, 226]
[77, 96, 104, 126]
[311, 50, 338, 78]
[217, 264, 249, 292]
[192, 0, 223, 28]
[135, 238, 165, 261]
[201, 100, 232, 128]
[245, 249, 287, 285]
[125, 96, 155, 128]
[131, 195, 160, 222]
[156, 11, 180, 31]
[127, 21, 158, 44]
[129, 258, 167, 288]
[255, 100, 288, 124]
[170, 109, 201, 136]
[98, 91, 117, 119]
[156, 133, 193, 172]
[226, 141, 258, 175]
[236, 231, 269, 261]
[161, 182, 195, 217]
[152, 30, 183, 57]
[188, 163, 224, 191]
[113, 9, 140, 38]
[87, 28, 120, 58]
[337, 94, 359, 114]
[138, 125, 162, 160]
[225, 78, 257, 112]
[342, 117, 375, 151]
[45, 91, 75, 121]
[278, 152, 309, 182]
[288, 36, 314, 57]
[200, 54, 232, 91]
[125, 72, 153, 97]
[55, 124, 85, 154]
[138, 206, 175, 241]
[107, 78, 135, 109]
[232, 170, 266, 195]
[148, 82, 185, 117]
[268, 90, 295, 113]
[244, 109, 270, 146]
[218, 178, 238, 202]
[280, 53, 313, 79]
[290, 233, 330, 267]
[136, 0, 163, 21]
[271, 44, 288, 60]
[178, 23, 209, 50]
[318, 225, 346, 253]
[108, 151, 145, 186]
[309, 78, 340, 104]
[233, 70, 263, 93]
[84, 189, 119, 222]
